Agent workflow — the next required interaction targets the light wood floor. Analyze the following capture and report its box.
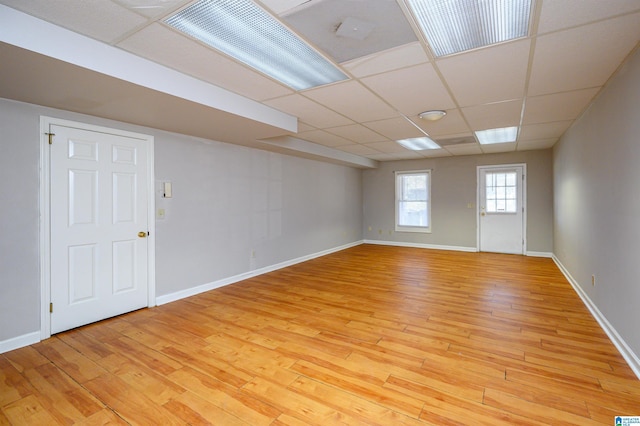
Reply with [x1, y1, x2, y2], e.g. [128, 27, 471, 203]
[2, 245, 640, 425]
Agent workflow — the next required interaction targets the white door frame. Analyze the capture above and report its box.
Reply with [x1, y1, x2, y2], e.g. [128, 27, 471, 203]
[39, 116, 156, 339]
[476, 163, 527, 254]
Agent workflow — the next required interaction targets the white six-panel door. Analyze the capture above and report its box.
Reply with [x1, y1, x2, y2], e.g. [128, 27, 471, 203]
[48, 121, 151, 334]
[478, 165, 526, 255]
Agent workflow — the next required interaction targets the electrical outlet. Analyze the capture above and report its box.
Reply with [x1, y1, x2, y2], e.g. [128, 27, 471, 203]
[591, 275, 595, 286]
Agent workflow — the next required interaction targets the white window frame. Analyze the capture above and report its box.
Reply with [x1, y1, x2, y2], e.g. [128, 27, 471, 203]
[395, 169, 431, 233]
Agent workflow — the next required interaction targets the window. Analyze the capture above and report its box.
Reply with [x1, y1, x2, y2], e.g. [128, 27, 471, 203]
[395, 170, 431, 233]
[485, 171, 517, 213]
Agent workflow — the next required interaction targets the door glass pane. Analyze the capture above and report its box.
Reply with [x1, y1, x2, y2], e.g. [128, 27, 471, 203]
[485, 171, 517, 213]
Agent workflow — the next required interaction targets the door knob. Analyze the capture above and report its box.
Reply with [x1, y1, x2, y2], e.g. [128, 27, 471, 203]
[481, 212, 486, 216]
[138, 231, 147, 238]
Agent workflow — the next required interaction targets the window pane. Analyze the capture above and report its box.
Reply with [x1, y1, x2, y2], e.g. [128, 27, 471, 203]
[506, 172, 516, 186]
[399, 201, 428, 226]
[496, 173, 506, 186]
[506, 199, 516, 212]
[486, 199, 496, 212]
[506, 186, 516, 199]
[497, 199, 506, 211]
[402, 175, 427, 201]
[497, 186, 506, 199]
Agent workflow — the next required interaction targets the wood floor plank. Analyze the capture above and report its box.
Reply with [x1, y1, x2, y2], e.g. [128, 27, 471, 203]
[2, 394, 60, 425]
[31, 338, 106, 384]
[83, 373, 184, 425]
[167, 366, 280, 425]
[241, 376, 364, 425]
[162, 390, 251, 425]
[1, 245, 639, 424]
[0, 356, 32, 407]
[289, 375, 427, 426]
[482, 388, 603, 426]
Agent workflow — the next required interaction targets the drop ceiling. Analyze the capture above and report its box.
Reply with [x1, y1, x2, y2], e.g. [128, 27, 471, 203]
[0, 0, 639, 167]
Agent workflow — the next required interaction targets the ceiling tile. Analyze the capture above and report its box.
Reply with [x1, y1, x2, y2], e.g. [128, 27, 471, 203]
[419, 149, 452, 158]
[366, 152, 408, 161]
[519, 120, 572, 140]
[303, 80, 397, 122]
[393, 151, 427, 160]
[261, 0, 308, 15]
[342, 42, 429, 78]
[336, 144, 383, 156]
[413, 109, 470, 138]
[480, 142, 517, 153]
[281, 0, 417, 63]
[363, 141, 408, 154]
[118, 24, 293, 101]
[523, 88, 600, 124]
[325, 124, 387, 143]
[363, 116, 425, 141]
[114, 0, 187, 19]
[0, 0, 148, 43]
[461, 100, 523, 129]
[361, 63, 456, 116]
[264, 94, 353, 128]
[517, 138, 558, 151]
[295, 129, 353, 147]
[436, 39, 530, 107]
[444, 143, 483, 156]
[297, 122, 315, 132]
[537, 0, 640, 34]
[529, 13, 640, 96]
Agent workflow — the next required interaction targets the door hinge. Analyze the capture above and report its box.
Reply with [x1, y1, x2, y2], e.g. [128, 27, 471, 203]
[46, 132, 55, 145]
[49, 302, 53, 313]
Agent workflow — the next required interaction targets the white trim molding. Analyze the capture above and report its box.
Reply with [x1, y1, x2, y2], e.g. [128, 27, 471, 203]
[363, 239, 477, 252]
[526, 251, 554, 258]
[0, 332, 40, 354]
[156, 240, 364, 306]
[553, 255, 640, 380]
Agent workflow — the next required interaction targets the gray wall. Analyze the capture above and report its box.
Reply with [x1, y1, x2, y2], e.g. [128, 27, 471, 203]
[362, 150, 554, 253]
[554, 47, 640, 356]
[0, 98, 363, 343]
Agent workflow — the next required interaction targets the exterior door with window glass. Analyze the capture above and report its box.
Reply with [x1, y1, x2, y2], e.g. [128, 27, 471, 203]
[478, 165, 525, 254]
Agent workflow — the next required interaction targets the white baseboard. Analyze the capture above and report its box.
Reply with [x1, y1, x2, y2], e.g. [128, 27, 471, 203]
[526, 251, 554, 258]
[156, 240, 364, 306]
[0, 331, 40, 354]
[553, 255, 640, 380]
[363, 239, 477, 252]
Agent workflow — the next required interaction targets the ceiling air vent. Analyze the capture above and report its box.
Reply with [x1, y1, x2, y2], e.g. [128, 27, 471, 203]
[436, 136, 476, 147]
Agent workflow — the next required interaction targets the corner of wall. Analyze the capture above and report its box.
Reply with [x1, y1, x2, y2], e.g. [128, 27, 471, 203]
[552, 255, 640, 380]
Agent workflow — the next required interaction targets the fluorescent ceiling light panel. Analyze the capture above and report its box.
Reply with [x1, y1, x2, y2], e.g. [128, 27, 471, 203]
[397, 137, 441, 150]
[405, 0, 532, 57]
[165, 0, 348, 90]
[475, 126, 518, 144]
